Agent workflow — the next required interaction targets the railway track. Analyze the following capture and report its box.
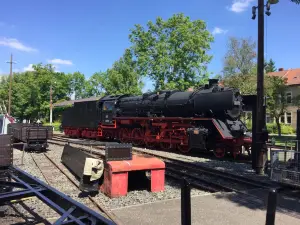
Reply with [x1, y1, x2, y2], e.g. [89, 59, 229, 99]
[48, 136, 300, 220]
[49, 136, 278, 193]
[28, 150, 124, 225]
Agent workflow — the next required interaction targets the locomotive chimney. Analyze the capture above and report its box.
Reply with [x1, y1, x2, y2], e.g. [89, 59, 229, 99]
[208, 79, 219, 87]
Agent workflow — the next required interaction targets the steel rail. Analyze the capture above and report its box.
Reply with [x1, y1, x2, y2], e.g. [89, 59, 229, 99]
[43, 153, 124, 225]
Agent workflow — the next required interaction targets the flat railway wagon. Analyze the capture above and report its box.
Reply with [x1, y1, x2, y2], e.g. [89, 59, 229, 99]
[8, 123, 53, 150]
[62, 79, 252, 159]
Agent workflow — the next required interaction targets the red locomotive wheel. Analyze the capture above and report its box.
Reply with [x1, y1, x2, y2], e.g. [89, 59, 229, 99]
[119, 128, 131, 143]
[177, 144, 190, 153]
[160, 142, 171, 150]
[213, 147, 225, 158]
[131, 128, 145, 146]
[145, 141, 156, 149]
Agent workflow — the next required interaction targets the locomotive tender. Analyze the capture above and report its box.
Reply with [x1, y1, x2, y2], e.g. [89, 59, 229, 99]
[62, 79, 252, 158]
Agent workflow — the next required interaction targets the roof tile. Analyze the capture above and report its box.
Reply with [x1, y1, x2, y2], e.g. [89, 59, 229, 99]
[268, 68, 300, 86]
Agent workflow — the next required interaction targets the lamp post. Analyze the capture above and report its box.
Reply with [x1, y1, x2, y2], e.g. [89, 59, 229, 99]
[252, 0, 278, 174]
[50, 85, 53, 125]
[6, 54, 16, 115]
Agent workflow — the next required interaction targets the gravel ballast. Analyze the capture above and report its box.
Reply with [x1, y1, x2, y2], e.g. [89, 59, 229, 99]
[46, 144, 209, 210]
[2, 139, 267, 224]
[2, 143, 210, 224]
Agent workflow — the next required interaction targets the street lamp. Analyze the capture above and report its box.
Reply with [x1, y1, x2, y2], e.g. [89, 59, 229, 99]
[252, 0, 278, 175]
[5, 54, 17, 116]
[50, 81, 56, 125]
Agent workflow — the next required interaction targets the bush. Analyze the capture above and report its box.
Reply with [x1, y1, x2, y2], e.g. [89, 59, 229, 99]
[266, 123, 295, 135]
[266, 123, 277, 134]
[245, 122, 295, 135]
[44, 121, 61, 131]
[281, 124, 295, 135]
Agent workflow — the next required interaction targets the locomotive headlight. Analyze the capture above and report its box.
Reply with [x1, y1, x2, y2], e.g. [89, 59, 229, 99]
[234, 101, 240, 106]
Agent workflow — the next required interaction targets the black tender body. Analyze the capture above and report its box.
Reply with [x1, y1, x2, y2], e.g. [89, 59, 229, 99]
[62, 101, 101, 128]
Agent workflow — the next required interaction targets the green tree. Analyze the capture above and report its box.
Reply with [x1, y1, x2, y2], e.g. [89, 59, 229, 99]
[265, 76, 289, 136]
[222, 73, 257, 95]
[223, 37, 257, 77]
[222, 73, 289, 136]
[70, 72, 86, 99]
[264, 58, 276, 73]
[104, 49, 144, 95]
[84, 72, 106, 97]
[129, 13, 213, 91]
[0, 63, 77, 121]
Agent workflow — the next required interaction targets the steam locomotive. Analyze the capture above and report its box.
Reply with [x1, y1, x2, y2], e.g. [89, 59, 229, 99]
[61, 79, 252, 158]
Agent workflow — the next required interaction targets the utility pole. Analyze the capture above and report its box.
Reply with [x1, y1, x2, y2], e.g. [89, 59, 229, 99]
[50, 85, 53, 125]
[252, 0, 278, 174]
[6, 54, 16, 115]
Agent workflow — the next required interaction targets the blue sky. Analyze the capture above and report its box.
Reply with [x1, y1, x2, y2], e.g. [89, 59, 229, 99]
[0, 0, 299, 92]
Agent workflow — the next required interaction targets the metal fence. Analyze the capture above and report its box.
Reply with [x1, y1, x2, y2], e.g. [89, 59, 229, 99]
[270, 149, 300, 187]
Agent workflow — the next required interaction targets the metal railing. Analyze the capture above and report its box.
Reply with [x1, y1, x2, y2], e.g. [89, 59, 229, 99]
[180, 178, 278, 225]
[270, 149, 300, 188]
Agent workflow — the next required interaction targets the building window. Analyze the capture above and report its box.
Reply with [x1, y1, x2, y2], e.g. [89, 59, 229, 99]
[286, 112, 292, 124]
[286, 92, 292, 104]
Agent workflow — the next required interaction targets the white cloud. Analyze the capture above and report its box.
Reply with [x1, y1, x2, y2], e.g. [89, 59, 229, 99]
[23, 64, 35, 72]
[0, 37, 37, 52]
[212, 27, 228, 35]
[47, 58, 73, 65]
[228, 0, 254, 13]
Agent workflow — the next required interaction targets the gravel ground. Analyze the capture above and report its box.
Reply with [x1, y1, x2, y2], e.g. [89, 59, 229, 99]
[2, 139, 269, 224]
[1, 143, 210, 225]
[47, 143, 210, 210]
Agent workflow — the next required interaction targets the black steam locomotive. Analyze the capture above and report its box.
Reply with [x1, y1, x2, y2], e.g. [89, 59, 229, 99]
[62, 79, 252, 158]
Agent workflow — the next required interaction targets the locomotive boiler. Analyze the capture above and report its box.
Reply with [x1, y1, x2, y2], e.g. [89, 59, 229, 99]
[62, 79, 252, 158]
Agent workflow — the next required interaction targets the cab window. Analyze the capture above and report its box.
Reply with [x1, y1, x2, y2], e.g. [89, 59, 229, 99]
[102, 102, 114, 111]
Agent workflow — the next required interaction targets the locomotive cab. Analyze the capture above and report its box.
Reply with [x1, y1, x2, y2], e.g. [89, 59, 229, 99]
[101, 101, 115, 125]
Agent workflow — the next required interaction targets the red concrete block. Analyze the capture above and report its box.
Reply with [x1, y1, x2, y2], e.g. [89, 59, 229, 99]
[101, 169, 128, 198]
[100, 155, 165, 198]
[151, 169, 165, 192]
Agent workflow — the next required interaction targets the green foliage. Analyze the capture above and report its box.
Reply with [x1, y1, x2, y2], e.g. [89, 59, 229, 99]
[129, 13, 213, 91]
[85, 49, 144, 96]
[264, 58, 276, 73]
[223, 37, 256, 77]
[246, 122, 295, 135]
[104, 49, 144, 95]
[266, 123, 295, 135]
[222, 53, 289, 136]
[71, 72, 86, 99]
[265, 75, 289, 136]
[0, 64, 84, 121]
[222, 74, 257, 95]
[44, 121, 61, 131]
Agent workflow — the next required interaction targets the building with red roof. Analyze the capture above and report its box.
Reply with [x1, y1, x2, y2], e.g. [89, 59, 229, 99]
[267, 68, 300, 129]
